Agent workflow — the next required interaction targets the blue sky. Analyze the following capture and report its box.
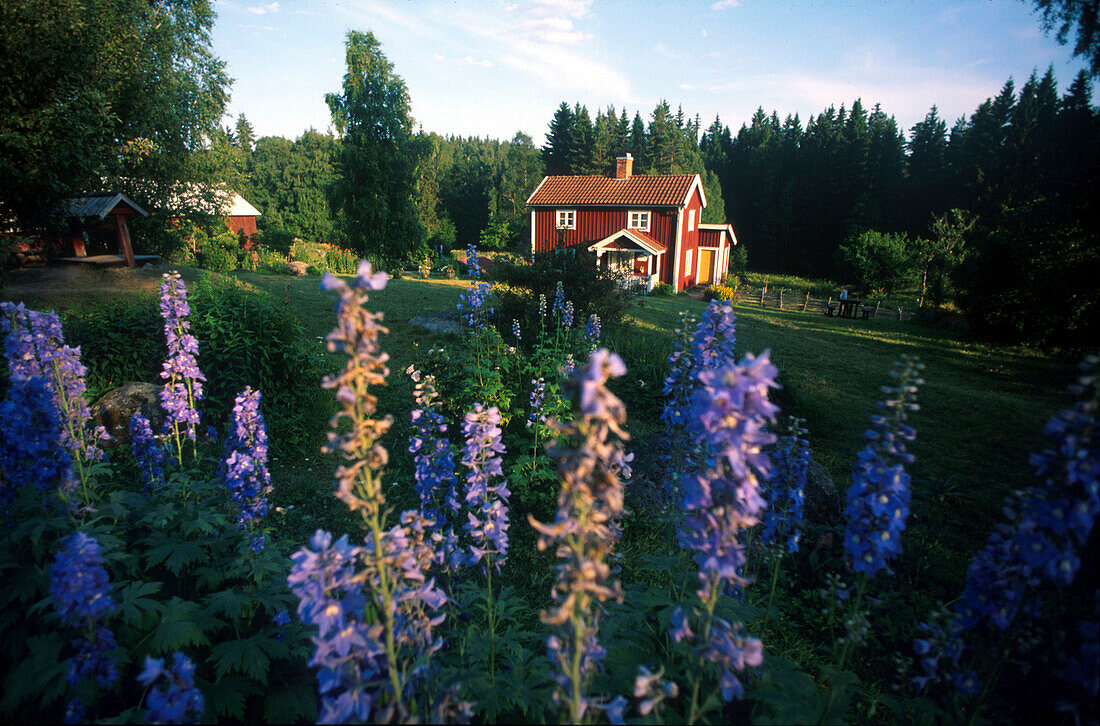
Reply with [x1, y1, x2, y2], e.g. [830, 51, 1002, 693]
[211, 0, 1094, 142]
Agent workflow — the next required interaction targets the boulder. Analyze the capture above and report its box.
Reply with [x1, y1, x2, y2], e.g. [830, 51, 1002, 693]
[804, 458, 843, 527]
[286, 260, 309, 276]
[91, 382, 162, 448]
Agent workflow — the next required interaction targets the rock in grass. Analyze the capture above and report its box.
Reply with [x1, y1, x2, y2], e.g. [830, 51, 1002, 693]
[92, 382, 163, 448]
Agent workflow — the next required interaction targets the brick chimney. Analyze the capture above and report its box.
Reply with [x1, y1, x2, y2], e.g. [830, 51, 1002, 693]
[615, 153, 633, 180]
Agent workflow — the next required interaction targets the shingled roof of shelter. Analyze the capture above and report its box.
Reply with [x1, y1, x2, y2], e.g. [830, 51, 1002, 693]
[526, 174, 701, 207]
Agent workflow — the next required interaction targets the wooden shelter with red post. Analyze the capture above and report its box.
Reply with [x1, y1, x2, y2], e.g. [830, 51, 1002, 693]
[62, 191, 154, 268]
[526, 154, 737, 292]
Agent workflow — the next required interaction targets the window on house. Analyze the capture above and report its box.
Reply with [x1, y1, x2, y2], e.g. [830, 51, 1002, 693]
[686, 249, 693, 278]
[627, 210, 651, 231]
[688, 210, 696, 232]
[555, 210, 576, 229]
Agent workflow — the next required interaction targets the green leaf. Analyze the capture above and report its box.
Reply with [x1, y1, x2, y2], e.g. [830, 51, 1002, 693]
[148, 597, 210, 652]
[262, 673, 318, 723]
[210, 637, 270, 682]
[205, 588, 248, 620]
[0, 633, 67, 717]
[204, 673, 254, 720]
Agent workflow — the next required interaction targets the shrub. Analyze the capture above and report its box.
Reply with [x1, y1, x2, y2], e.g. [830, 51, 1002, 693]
[288, 239, 326, 267]
[650, 282, 675, 296]
[491, 248, 631, 328]
[837, 230, 916, 297]
[703, 284, 737, 302]
[64, 275, 325, 455]
[729, 244, 749, 276]
[256, 227, 297, 254]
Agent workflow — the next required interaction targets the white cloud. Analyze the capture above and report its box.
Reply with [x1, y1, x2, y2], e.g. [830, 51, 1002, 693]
[245, 2, 279, 15]
[711, 0, 740, 10]
[434, 53, 446, 62]
[526, 0, 592, 19]
[457, 56, 493, 68]
[449, 2, 631, 99]
[655, 42, 681, 60]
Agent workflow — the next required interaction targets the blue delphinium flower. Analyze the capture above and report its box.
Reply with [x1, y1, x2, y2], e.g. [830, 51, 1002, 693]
[562, 300, 574, 329]
[761, 418, 810, 554]
[137, 652, 205, 724]
[688, 301, 738, 377]
[461, 404, 509, 570]
[407, 366, 460, 521]
[914, 355, 1098, 697]
[158, 272, 205, 451]
[527, 377, 547, 429]
[466, 244, 481, 279]
[291, 262, 464, 721]
[843, 355, 923, 578]
[457, 282, 493, 329]
[63, 699, 85, 725]
[584, 313, 601, 347]
[222, 388, 272, 545]
[288, 519, 450, 723]
[50, 532, 115, 626]
[130, 413, 166, 491]
[671, 351, 776, 707]
[0, 375, 74, 500]
[512, 318, 522, 341]
[551, 281, 565, 318]
[68, 627, 120, 688]
[530, 349, 631, 722]
[50, 532, 120, 692]
[1, 303, 107, 474]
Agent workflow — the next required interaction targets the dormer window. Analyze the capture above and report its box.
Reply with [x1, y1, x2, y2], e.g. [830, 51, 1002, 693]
[556, 209, 576, 230]
[628, 210, 651, 231]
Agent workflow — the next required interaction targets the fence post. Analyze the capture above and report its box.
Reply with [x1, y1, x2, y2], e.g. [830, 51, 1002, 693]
[802, 291, 810, 311]
[897, 307, 903, 321]
[874, 301, 880, 319]
[826, 296, 832, 315]
[760, 284, 766, 306]
[779, 289, 784, 310]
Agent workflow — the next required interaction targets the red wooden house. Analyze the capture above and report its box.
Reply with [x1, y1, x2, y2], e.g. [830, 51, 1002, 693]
[525, 154, 736, 292]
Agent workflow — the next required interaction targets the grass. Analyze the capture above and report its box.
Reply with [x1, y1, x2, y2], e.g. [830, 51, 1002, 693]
[4, 264, 1069, 586]
[4, 263, 1078, 716]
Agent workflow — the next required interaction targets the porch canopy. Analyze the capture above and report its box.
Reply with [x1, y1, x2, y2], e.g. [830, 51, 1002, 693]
[588, 228, 666, 282]
[64, 191, 149, 267]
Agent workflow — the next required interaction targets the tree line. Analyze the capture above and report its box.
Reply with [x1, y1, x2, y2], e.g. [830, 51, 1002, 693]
[2, 5, 1097, 346]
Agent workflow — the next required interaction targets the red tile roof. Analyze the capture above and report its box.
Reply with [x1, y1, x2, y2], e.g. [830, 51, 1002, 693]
[527, 174, 699, 207]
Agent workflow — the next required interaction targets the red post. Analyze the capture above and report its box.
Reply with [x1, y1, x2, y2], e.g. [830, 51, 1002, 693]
[114, 213, 136, 268]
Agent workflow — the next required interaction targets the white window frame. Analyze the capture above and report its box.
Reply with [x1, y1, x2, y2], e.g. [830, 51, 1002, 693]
[685, 249, 693, 280]
[688, 209, 696, 232]
[555, 209, 576, 230]
[627, 210, 651, 231]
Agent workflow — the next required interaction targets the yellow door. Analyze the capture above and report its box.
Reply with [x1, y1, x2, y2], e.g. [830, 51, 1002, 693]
[698, 249, 716, 284]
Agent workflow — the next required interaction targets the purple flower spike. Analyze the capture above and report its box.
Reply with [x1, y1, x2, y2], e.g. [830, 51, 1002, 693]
[842, 355, 923, 578]
[531, 349, 631, 721]
[130, 413, 166, 491]
[461, 404, 509, 571]
[157, 272, 205, 448]
[407, 366, 461, 558]
[320, 261, 392, 516]
[672, 350, 776, 703]
[50, 532, 115, 626]
[1, 302, 105, 472]
[223, 388, 272, 542]
[138, 652, 205, 724]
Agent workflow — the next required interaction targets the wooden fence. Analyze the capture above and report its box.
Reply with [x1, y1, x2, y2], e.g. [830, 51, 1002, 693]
[735, 285, 910, 322]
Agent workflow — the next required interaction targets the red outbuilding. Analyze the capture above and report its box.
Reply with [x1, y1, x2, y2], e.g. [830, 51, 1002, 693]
[525, 155, 737, 292]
